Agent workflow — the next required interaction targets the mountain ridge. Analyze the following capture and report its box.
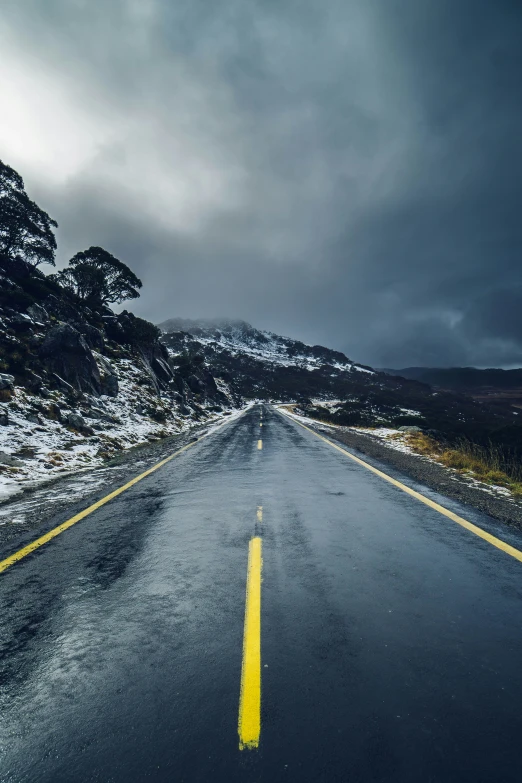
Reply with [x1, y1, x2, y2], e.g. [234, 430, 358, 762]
[382, 366, 522, 408]
[158, 317, 375, 375]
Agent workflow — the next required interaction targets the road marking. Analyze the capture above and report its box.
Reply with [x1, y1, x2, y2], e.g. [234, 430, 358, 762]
[282, 412, 522, 564]
[260, 422, 263, 427]
[0, 436, 206, 575]
[257, 506, 263, 523]
[238, 536, 262, 750]
[257, 439, 263, 450]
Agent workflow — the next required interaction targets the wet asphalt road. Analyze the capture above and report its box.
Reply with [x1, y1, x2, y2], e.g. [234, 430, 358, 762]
[1, 405, 522, 783]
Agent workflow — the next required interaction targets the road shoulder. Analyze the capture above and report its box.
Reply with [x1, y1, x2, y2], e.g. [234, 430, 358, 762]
[280, 410, 522, 530]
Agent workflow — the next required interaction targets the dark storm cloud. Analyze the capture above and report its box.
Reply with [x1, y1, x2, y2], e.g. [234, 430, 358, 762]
[1, 0, 521, 367]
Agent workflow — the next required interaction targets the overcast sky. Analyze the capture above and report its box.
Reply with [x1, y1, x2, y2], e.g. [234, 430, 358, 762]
[1, 0, 521, 368]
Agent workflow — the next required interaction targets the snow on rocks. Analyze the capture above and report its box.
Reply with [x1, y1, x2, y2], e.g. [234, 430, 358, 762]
[160, 318, 369, 374]
[0, 356, 238, 502]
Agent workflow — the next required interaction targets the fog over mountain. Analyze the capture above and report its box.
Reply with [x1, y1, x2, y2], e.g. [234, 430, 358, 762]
[1, 0, 521, 368]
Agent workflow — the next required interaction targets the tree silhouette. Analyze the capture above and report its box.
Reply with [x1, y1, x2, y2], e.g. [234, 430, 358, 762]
[0, 159, 57, 266]
[54, 246, 142, 306]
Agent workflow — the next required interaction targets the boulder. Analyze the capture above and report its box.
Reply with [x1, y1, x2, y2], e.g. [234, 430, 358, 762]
[43, 294, 81, 324]
[27, 303, 50, 323]
[80, 324, 105, 351]
[85, 405, 117, 423]
[66, 412, 85, 429]
[0, 409, 8, 426]
[52, 373, 75, 394]
[40, 323, 101, 395]
[26, 370, 43, 391]
[187, 375, 204, 394]
[92, 352, 119, 397]
[102, 315, 126, 342]
[0, 451, 23, 467]
[10, 313, 34, 332]
[0, 373, 14, 390]
[398, 425, 423, 433]
[202, 369, 218, 395]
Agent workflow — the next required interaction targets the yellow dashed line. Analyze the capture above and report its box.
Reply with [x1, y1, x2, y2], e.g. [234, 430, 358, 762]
[238, 536, 262, 750]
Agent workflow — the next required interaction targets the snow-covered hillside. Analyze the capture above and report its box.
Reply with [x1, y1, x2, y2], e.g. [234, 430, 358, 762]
[0, 258, 241, 502]
[159, 318, 374, 375]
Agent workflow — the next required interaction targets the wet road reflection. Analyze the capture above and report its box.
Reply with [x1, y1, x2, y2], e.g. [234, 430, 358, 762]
[1, 405, 522, 782]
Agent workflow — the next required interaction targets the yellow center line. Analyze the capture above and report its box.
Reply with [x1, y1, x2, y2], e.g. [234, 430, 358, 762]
[257, 439, 263, 450]
[281, 411, 522, 563]
[257, 506, 263, 523]
[238, 536, 262, 750]
[0, 436, 206, 575]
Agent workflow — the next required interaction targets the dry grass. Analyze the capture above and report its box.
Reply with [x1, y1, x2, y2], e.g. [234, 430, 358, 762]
[406, 432, 442, 456]
[45, 452, 64, 466]
[406, 433, 522, 498]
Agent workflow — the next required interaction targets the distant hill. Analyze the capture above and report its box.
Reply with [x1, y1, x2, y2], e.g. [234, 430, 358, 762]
[159, 319, 522, 450]
[381, 367, 522, 408]
[158, 317, 375, 376]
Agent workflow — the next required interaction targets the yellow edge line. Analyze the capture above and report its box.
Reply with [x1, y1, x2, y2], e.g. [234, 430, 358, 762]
[0, 437, 204, 575]
[238, 536, 262, 750]
[281, 412, 522, 563]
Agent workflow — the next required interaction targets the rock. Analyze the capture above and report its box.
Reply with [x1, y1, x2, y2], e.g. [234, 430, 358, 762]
[39, 386, 51, 398]
[40, 323, 101, 395]
[102, 315, 126, 342]
[10, 313, 34, 331]
[28, 334, 45, 347]
[86, 406, 117, 423]
[398, 425, 423, 433]
[27, 303, 50, 323]
[46, 403, 62, 421]
[202, 369, 218, 395]
[0, 409, 9, 426]
[80, 324, 105, 351]
[26, 413, 41, 424]
[187, 375, 204, 394]
[0, 373, 14, 390]
[26, 370, 43, 391]
[66, 412, 85, 429]
[0, 451, 23, 467]
[52, 373, 75, 393]
[92, 352, 119, 397]
[43, 294, 81, 323]
[151, 357, 172, 383]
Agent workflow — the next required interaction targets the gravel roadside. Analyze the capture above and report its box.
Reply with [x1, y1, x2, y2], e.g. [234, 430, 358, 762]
[303, 420, 522, 530]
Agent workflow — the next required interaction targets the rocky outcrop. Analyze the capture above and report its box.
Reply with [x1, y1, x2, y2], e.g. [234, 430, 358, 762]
[39, 323, 101, 396]
[93, 352, 119, 397]
[0, 374, 14, 390]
